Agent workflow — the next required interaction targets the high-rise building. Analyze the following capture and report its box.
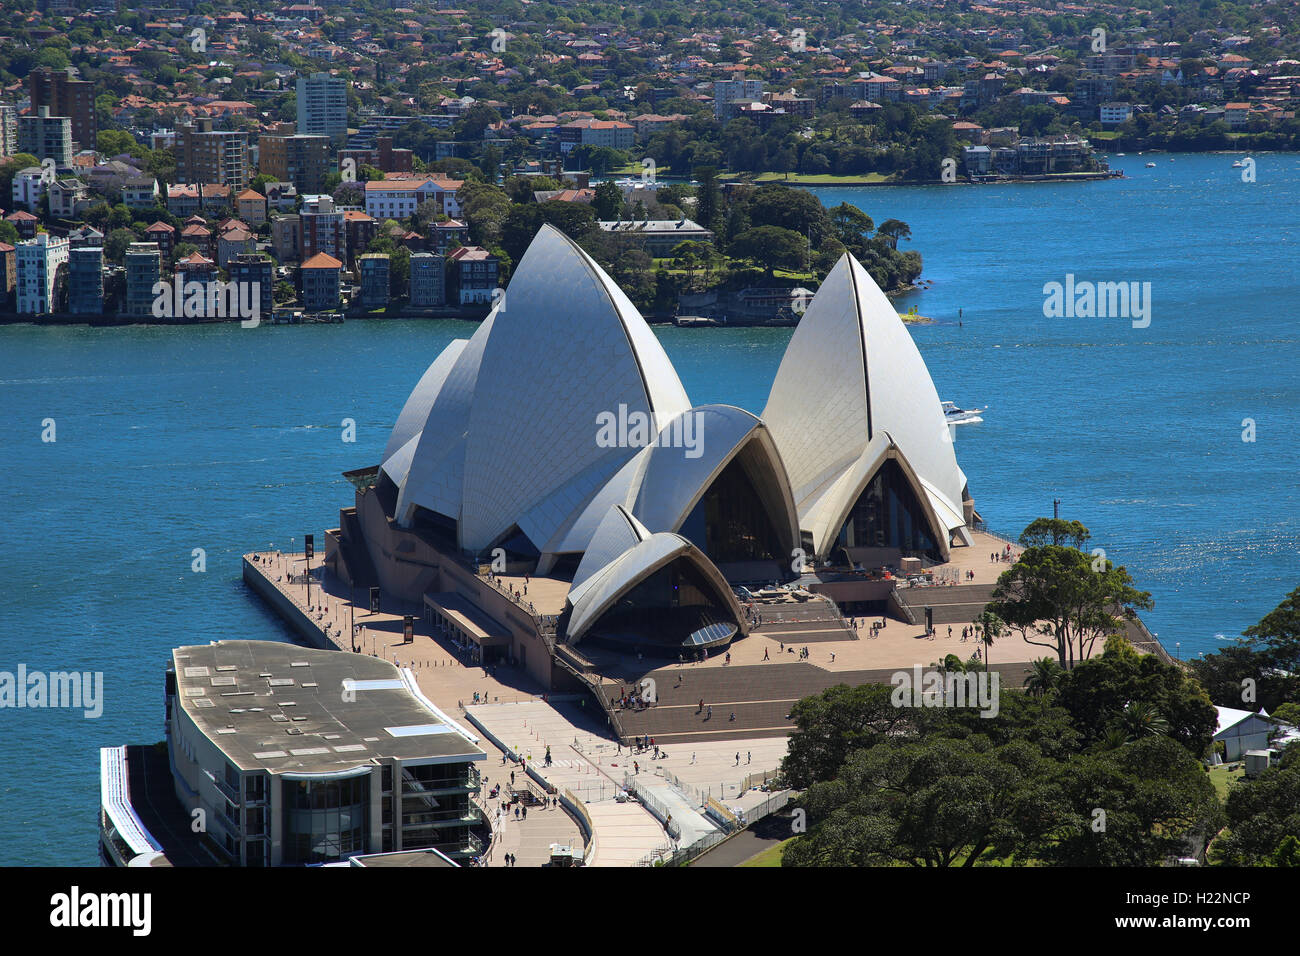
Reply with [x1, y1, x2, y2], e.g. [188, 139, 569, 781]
[18, 107, 73, 166]
[258, 131, 330, 192]
[358, 253, 390, 309]
[68, 246, 104, 315]
[176, 118, 250, 190]
[0, 103, 18, 157]
[124, 242, 161, 317]
[296, 73, 348, 146]
[713, 78, 765, 119]
[301, 196, 345, 262]
[409, 252, 445, 307]
[227, 254, 274, 318]
[15, 233, 70, 315]
[28, 67, 96, 149]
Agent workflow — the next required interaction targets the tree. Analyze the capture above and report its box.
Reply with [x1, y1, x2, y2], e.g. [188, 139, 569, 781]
[0, 154, 41, 201]
[592, 180, 624, 221]
[1190, 586, 1300, 711]
[784, 737, 1058, 867]
[977, 610, 1005, 669]
[1025, 657, 1064, 698]
[986, 518, 1153, 669]
[1019, 517, 1091, 549]
[876, 218, 912, 249]
[499, 200, 597, 264]
[745, 184, 832, 245]
[693, 165, 721, 234]
[829, 202, 874, 252]
[104, 227, 139, 264]
[729, 224, 806, 276]
[1032, 737, 1220, 866]
[1053, 641, 1217, 756]
[479, 145, 502, 184]
[1210, 747, 1300, 865]
[781, 683, 919, 789]
[1272, 703, 1300, 727]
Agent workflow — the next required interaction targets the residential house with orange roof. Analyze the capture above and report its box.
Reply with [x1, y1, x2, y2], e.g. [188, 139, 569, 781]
[300, 252, 342, 311]
[236, 188, 267, 225]
[144, 221, 176, 262]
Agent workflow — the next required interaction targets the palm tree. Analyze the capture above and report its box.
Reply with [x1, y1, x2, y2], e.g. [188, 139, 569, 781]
[1118, 701, 1171, 740]
[1098, 726, 1129, 751]
[978, 610, 1005, 670]
[1024, 657, 1063, 697]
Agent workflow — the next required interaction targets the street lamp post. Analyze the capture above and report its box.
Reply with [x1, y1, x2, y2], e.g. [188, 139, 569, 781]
[304, 534, 314, 609]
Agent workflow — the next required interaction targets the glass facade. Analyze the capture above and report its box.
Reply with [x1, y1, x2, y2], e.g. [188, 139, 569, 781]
[587, 558, 737, 654]
[679, 456, 784, 564]
[281, 775, 370, 865]
[397, 764, 477, 856]
[834, 459, 941, 561]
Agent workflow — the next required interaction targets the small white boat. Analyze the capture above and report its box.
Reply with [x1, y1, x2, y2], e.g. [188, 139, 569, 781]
[1145, 162, 1157, 168]
[941, 401, 984, 425]
[1231, 160, 1244, 168]
[1117, 152, 1125, 156]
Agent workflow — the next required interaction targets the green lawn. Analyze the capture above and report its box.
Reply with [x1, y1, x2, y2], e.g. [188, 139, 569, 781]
[1208, 763, 1245, 802]
[739, 838, 792, 867]
[749, 171, 893, 184]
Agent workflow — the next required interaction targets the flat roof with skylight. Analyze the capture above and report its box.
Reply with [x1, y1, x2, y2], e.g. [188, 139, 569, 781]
[172, 640, 485, 775]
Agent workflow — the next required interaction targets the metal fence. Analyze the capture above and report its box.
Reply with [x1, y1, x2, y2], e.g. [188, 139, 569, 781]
[623, 774, 682, 841]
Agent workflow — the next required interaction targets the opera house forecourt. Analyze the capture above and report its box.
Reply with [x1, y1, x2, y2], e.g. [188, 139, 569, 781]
[324, 223, 980, 685]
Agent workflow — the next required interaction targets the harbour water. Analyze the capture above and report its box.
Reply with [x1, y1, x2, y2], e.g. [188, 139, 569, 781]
[0, 152, 1296, 864]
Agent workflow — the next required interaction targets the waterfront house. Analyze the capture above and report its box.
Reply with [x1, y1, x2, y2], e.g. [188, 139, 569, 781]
[300, 251, 343, 311]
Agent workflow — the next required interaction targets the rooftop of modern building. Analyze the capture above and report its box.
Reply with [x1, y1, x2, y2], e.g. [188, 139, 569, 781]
[347, 847, 458, 867]
[171, 639, 486, 774]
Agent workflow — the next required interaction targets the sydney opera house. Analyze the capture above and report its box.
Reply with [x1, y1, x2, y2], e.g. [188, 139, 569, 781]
[326, 224, 977, 686]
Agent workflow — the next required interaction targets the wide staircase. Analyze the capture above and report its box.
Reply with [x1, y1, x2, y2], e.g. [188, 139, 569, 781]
[894, 582, 996, 626]
[597, 662, 918, 744]
[748, 595, 855, 644]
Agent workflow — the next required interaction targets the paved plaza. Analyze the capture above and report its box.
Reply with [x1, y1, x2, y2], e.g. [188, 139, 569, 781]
[243, 528, 1095, 866]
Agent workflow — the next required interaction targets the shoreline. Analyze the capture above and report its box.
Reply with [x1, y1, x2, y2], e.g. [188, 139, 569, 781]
[722, 170, 1121, 187]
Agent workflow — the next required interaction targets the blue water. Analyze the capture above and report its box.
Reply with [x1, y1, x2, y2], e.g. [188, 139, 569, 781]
[1, 153, 1296, 865]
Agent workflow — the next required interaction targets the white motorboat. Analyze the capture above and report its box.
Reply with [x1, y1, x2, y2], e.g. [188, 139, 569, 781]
[941, 401, 984, 425]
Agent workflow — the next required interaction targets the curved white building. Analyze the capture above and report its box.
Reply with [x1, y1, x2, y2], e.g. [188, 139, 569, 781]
[334, 228, 973, 662]
[763, 253, 973, 562]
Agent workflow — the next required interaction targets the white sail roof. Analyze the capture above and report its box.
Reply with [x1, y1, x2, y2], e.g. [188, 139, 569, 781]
[542, 404, 799, 564]
[570, 505, 651, 593]
[383, 340, 468, 463]
[395, 312, 496, 526]
[763, 252, 968, 556]
[459, 224, 691, 552]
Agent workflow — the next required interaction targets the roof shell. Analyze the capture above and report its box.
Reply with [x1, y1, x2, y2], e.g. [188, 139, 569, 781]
[458, 224, 691, 553]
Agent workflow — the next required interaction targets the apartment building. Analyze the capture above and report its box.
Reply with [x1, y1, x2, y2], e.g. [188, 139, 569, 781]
[176, 118, 250, 190]
[15, 233, 70, 315]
